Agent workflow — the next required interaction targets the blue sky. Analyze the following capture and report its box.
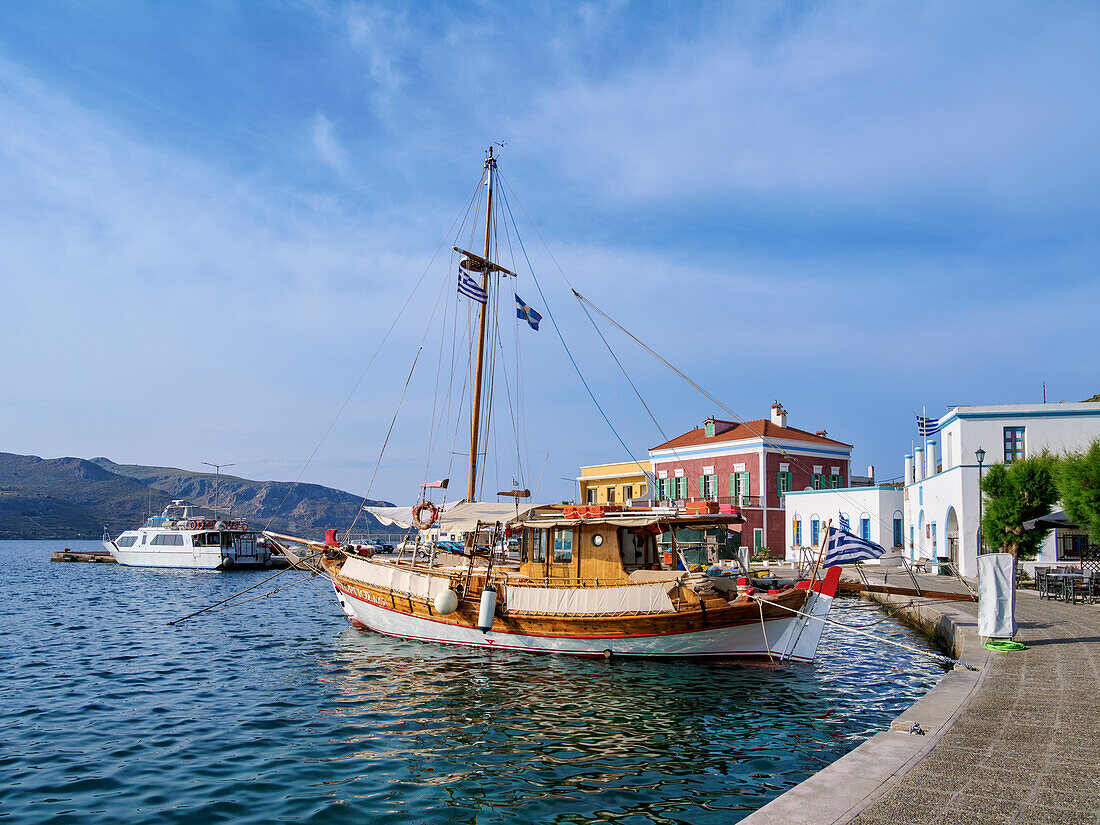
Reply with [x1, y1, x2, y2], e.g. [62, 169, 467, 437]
[1, 1, 1098, 504]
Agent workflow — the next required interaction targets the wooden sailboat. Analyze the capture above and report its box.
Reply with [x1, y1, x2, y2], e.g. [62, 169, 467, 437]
[268, 149, 841, 661]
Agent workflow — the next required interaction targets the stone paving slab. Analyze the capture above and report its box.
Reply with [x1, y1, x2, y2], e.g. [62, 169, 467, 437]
[742, 590, 1100, 825]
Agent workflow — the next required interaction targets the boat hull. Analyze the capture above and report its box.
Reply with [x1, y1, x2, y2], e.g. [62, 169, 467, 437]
[332, 570, 839, 661]
[103, 541, 228, 569]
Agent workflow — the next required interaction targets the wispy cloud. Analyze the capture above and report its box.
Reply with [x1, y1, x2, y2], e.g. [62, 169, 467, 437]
[310, 111, 350, 177]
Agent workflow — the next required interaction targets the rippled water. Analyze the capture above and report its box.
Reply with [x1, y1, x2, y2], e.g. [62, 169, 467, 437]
[0, 541, 947, 824]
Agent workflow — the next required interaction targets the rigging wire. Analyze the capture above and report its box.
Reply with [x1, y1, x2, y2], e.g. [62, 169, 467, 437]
[260, 172, 487, 534]
[494, 178, 654, 487]
[496, 168, 905, 539]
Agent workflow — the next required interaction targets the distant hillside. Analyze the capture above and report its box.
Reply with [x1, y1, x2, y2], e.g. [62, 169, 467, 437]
[0, 452, 391, 539]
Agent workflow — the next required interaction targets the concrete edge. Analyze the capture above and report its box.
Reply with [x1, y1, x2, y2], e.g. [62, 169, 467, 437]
[739, 594, 993, 825]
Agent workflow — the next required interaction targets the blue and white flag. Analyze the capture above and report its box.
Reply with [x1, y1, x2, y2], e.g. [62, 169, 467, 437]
[824, 526, 887, 567]
[917, 414, 939, 438]
[515, 294, 542, 330]
[838, 512, 850, 532]
[458, 268, 488, 305]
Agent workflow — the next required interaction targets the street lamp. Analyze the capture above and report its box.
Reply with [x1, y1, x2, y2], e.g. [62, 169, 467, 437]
[975, 448, 986, 554]
[201, 461, 236, 521]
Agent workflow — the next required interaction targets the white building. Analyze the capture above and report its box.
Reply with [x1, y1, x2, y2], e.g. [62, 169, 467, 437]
[903, 402, 1100, 577]
[784, 486, 904, 567]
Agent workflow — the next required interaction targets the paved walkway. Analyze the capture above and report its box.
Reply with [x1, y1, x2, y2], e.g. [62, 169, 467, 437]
[853, 593, 1100, 825]
[743, 590, 1100, 825]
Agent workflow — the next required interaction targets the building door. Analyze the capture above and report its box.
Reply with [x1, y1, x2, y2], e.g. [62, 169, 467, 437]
[945, 507, 960, 567]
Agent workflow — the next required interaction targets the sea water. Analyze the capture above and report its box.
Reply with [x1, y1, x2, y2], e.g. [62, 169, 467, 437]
[0, 541, 946, 824]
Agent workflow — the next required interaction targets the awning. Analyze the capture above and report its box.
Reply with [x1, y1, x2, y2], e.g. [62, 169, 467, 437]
[364, 500, 533, 532]
[1022, 509, 1080, 530]
[516, 514, 745, 530]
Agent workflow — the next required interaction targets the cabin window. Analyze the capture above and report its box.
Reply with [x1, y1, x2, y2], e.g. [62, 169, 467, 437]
[528, 529, 547, 563]
[116, 535, 137, 547]
[618, 528, 655, 568]
[552, 528, 573, 564]
[150, 533, 184, 546]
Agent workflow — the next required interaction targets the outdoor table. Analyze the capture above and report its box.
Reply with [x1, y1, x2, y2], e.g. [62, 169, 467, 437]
[1048, 572, 1085, 602]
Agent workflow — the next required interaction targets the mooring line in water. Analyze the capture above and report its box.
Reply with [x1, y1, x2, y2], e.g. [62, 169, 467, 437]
[167, 567, 294, 626]
[756, 597, 980, 671]
[202, 572, 322, 615]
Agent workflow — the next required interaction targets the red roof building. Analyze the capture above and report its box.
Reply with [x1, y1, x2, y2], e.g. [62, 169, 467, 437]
[649, 402, 853, 556]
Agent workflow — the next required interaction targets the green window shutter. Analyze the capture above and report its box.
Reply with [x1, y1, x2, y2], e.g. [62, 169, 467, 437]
[775, 472, 782, 497]
[712, 474, 719, 498]
[786, 472, 793, 492]
[741, 472, 750, 497]
[699, 475, 706, 498]
[730, 473, 737, 498]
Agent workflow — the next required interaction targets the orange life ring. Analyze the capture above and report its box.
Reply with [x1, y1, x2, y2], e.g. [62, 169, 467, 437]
[188, 520, 199, 530]
[412, 500, 440, 530]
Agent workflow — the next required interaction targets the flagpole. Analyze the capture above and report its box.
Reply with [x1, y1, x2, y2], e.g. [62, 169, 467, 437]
[466, 148, 496, 502]
[807, 518, 833, 589]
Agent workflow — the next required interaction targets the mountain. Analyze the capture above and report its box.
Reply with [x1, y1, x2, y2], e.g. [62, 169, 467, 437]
[0, 452, 391, 539]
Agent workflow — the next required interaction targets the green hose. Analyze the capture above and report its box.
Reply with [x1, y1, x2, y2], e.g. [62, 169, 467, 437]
[984, 639, 1028, 652]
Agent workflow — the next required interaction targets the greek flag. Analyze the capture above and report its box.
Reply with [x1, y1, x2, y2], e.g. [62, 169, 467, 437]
[824, 526, 886, 567]
[458, 268, 487, 305]
[839, 513, 850, 532]
[917, 414, 939, 437]
[515, 294, 542, 330]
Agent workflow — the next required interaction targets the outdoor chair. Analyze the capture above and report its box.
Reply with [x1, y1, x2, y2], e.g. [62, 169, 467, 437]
[1036, 570, 1053, 600]
[1065, 574, 1090, 604]
[1088, 571, 1100, 603]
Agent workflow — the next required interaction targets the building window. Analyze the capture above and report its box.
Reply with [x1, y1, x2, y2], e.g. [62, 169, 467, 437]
[753, 528, 764, 550]
[1004, 427, 1025, 464]
[860, 518, 871, 541]
[893, 517, 903, 548]
[606, 487, 616, 504]
[830, 474, 841, 489]
[553, 529, 573, 564]
[909, 525, 914, 547]
[794, 517, 803, 546]
[1057, 532, 1088, 560]
[731, 472, 751, 500]
[705, 420, 715, 438]
[623, 485, 633, 501]
[639, 483, 646, 496]
[586, 488, 597, 505]
[776, 471, 793, 496]
[811, 518, 820, 546]
[919, 487, 923, 506]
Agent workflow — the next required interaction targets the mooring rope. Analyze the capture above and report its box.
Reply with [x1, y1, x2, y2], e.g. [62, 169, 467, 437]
[753, 596, 980, 671]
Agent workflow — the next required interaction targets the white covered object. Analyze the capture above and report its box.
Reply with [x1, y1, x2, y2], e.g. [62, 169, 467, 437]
[503, 582, 675, 615]
[340, 557, 453, 600]
[978, 553, 1017, 638]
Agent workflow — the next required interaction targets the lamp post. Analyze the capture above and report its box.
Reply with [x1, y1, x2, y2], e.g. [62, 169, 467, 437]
[201, 461, 236, 521]
[975, 448, 986, 555]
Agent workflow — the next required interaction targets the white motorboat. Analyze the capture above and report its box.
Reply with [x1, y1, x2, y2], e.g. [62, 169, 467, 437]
[104, 500, 270, 569]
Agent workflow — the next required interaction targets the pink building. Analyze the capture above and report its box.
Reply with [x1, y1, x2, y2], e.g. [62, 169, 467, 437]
[649, 403, 853, 555]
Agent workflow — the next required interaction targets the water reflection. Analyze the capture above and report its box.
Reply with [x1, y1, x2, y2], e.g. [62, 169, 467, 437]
[1, 542, 945, 825]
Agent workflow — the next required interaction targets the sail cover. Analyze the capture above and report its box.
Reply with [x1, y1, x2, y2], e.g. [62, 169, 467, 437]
[363, 501, 531, 532]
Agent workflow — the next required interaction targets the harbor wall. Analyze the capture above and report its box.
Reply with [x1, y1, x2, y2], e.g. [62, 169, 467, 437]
[740, 593, 990, 825]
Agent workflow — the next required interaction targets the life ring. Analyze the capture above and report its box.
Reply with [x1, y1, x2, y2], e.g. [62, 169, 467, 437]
[188, 520, 199, 530]
[412, 500, 440, 530]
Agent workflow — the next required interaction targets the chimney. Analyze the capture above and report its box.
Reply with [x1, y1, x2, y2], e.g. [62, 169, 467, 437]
[914, 446, 924, 482]
[926, 440, 938, 477]
[867, 464, 875, 484]
[815, 429, 828, 438]
[770, 401, 787, 428]
[904, 454, 913, 485]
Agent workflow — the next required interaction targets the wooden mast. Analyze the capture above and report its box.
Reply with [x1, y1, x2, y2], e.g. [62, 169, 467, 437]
[466, 147, 496, 501]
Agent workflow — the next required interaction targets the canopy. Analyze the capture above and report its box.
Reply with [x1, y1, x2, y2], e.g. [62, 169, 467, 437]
[363, 500, 532, 532]
[1022, 509, 1079, 531]
[516, 513, 745, 530]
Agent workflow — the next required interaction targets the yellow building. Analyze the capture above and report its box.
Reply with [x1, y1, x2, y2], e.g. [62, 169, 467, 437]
[577, 460, 652, 506]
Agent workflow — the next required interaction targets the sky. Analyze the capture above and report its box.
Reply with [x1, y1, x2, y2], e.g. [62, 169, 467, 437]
[1, 0, 1098, 505]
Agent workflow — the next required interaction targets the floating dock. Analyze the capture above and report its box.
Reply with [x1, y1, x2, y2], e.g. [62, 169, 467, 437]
[51, 550, 118, 564]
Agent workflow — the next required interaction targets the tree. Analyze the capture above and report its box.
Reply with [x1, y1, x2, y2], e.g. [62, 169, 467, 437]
[1056, 438, 1100, 542]
[980, 454, 1059, 559]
